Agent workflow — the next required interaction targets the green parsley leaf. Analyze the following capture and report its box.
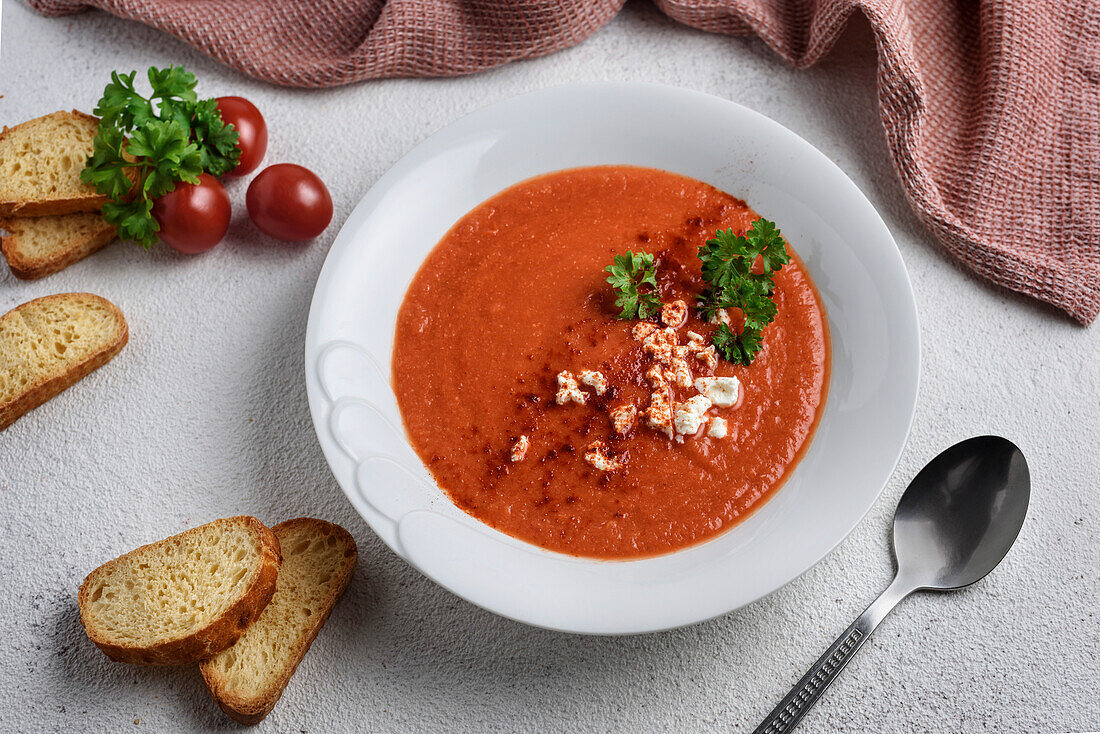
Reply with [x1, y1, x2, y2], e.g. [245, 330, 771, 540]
[92, 71, 154, 131]
[742, 217, 790, 274]
[147, 65, 198, 105]
[696, 271, 776, 327]
[711, 323, 740, 364]
[188, 98, 241, 176]
[738, 278, 778, 329]
[695, 286, 733, 324]
[698, 219, 790, 288]
[712, 322, 765, 366]
[698, 228, 752, 289]
[102, 198, 159, 249]
[605, 250, 663, 320]
[124, 118, 187, 161]
[80, 125, 133, 199]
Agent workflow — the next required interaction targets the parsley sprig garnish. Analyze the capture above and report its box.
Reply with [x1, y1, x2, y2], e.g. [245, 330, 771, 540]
[603, 218, 788, 366]
[697, 219, 789, 365]
[80, 66, 240, 248]
[605, 251, 663, 319]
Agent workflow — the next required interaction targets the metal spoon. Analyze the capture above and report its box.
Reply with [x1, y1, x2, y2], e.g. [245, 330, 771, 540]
[754, 435, 1030, 734]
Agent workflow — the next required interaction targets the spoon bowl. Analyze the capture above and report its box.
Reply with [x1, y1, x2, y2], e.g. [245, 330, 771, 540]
[893, 435, 1031, 590]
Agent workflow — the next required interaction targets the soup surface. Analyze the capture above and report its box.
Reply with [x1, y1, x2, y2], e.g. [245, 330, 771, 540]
[393, 166, 828, 558]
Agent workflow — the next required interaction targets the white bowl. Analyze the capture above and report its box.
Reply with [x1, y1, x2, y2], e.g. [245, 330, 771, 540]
[305, 82, 920, 634]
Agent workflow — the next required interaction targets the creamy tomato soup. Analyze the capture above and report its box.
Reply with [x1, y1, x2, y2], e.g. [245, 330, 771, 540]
[393, 166, 828, 559]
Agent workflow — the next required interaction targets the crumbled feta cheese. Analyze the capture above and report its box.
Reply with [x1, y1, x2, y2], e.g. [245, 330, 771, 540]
[632, 322, 659, 341]
[708, 308, 732, 326]
[661, 299, 687, 328]
[666, 357, 694, 389]
[609, 404, 637, 435]
[584, 441, 622, 471]
[694, 376, 741, 407]
[555, 371, 587, 405]
[510, 435, 530, 462]
[645, 388, 674, 438]
[642, 327, 679, 365]
[707, 417, 728, 439]
[685, 331, 706, 350]
[644, 365, 667, 388]
[694, 345, 718, 371]
[674, 395, 712, 436]
[579, 370, 608, 395]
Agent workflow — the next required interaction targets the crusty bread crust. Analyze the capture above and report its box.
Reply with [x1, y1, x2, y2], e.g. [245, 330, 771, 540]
[0, 111, 108, 217]
[0, 293, 128, 432]
[77, 517, 283, 666]
[200, 519, 358, 724]
[0, 216, 117, 279]
[0, 197, 107, 217]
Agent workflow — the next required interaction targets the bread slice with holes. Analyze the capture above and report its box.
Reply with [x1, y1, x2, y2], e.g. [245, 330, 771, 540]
[78, 517, 282, 665]
[200, 519, 358, 724]
[0, 293, 128, 431]
[1, 213, 116, 279]
[0, 111, 108, 216]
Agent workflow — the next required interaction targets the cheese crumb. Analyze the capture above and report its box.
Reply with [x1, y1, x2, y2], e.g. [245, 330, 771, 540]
[707, 417, 728, 438]
[555, 371, 587, 405]
[661, 299, 687, 328]
[674, 395, 712, 436]
[510, 435, 530, 462]
[645, 388, 675, 438]
[584, 441, 622, 471]
[609, 404, 637, 435]
[579, 370, 608, 395]
[686, 331, 706, 350]
[708, 308, 732, 326]
[644, 365, 667, 388]
[642, 327, 679, 365]
[632, 322, 659, 341]
[694, 345, 718, 371]
[666, 357, 694, 389]
[694, 376, 741, 407]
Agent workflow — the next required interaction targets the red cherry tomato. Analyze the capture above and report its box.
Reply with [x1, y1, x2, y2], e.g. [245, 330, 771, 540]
[215, 96, 267, 177]
[151, 173, 232, 254]
[246, 164, 333, 242]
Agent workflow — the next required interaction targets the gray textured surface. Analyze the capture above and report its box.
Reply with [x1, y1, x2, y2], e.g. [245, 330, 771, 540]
[1, 2, 1098, 732]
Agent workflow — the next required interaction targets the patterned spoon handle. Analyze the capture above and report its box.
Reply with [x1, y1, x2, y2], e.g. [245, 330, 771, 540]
[753, 576, 913, 734]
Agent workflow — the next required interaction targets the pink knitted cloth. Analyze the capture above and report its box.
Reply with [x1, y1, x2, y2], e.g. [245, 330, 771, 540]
[30, 0, 1100, 323]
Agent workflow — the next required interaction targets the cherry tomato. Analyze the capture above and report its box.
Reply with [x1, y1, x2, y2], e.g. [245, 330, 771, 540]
[215, 96, 267, 177]
[152, 173, 232, 254]
[246, 164, 333, 242]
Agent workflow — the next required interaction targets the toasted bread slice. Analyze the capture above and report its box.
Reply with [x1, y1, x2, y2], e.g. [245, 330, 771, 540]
[200, 519, 358, 724]
[0, 293, 127, 431]
[0, 213, 116, 279]
[0, 111, 107, 216]
[78, 517, 283, 666]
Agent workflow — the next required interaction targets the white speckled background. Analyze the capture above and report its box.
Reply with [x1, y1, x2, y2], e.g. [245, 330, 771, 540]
[1, 2, 1097, 731]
